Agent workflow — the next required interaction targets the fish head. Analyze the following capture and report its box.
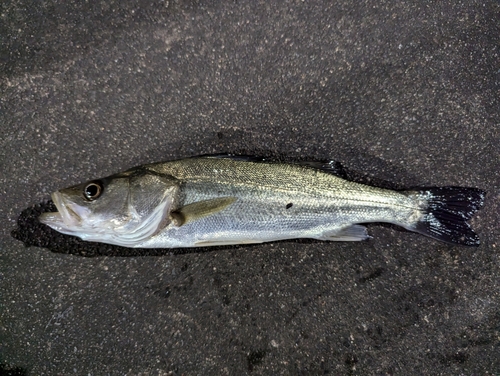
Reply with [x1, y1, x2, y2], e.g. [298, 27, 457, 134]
[39, 168, 178, 247]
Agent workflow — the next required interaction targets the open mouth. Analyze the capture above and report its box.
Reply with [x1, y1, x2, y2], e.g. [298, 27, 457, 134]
[39, 191, 80, 232]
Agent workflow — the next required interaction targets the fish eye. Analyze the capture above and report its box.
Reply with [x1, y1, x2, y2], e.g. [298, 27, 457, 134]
[83, 181, 103, 201]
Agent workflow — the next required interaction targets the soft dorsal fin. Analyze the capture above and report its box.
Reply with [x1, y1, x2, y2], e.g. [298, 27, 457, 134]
[171, 197, 237, 226]
[294, 160, 347, 178]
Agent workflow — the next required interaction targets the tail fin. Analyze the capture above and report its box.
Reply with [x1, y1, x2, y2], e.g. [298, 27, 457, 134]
[409, 187, 485, 246]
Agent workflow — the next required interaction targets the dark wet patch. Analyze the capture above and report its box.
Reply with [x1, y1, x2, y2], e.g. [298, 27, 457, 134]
[247, 349, 266, 372]
[344, 352, 358, 375]
[0, 361, 28, 376]
[357, 267, 384, 283]
[439, 351, 469, 365]
[427, 350, 470, 366]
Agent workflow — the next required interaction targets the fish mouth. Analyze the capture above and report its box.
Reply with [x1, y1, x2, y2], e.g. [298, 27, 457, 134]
[39, 191, 81, 233]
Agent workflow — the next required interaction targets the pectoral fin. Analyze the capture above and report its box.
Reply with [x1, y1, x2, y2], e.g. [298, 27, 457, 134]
[171, 197, 237, 226]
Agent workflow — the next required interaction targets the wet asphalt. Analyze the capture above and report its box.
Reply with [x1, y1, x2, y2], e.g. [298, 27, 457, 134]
[1, 1, 499, 374]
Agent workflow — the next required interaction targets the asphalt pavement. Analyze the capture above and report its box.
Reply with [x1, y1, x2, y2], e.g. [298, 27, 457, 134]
[1, 1, 499, 374]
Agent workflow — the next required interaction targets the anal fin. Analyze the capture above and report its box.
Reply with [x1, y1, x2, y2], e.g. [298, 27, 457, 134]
[319, 225, 370, 241]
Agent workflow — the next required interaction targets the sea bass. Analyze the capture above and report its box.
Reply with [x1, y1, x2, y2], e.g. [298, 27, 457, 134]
[39, 155, 485, 248]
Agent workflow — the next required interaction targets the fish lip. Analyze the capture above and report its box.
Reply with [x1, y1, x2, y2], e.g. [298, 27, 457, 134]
[46, 191, 81, 228]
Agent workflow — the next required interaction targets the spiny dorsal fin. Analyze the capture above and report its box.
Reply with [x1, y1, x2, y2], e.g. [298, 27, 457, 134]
[171, 197, 237, 226]
[198, 154, 269, 162]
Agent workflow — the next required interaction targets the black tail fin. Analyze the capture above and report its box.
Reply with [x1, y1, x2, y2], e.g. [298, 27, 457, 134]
[411, 187, 485, 246]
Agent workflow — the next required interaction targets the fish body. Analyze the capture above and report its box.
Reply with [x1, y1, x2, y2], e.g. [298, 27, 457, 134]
[39, 156, 485, 248]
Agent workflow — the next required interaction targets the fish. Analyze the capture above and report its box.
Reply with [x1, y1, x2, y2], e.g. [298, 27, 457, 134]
[38, 155, 486, 248]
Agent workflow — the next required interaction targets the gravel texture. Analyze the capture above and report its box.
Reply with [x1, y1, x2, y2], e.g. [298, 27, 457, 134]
[1, 1, 499, 374]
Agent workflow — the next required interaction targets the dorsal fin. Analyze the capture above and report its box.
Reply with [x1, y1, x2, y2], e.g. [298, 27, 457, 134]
[293, 160, 348, 179]
[198, 154, 347, 178]
[197, 153, 269, 162]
